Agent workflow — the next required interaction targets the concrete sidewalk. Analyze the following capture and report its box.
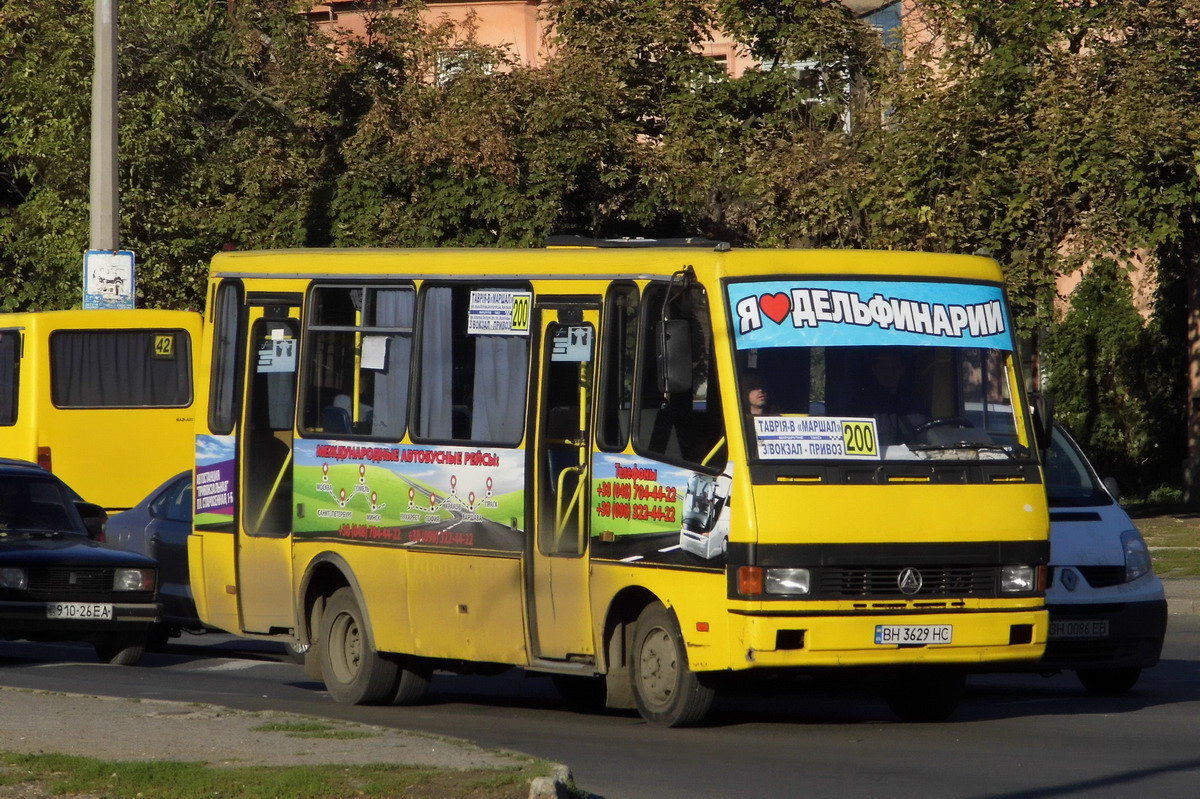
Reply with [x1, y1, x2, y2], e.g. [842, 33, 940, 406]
[1165, 578, 1200, 615]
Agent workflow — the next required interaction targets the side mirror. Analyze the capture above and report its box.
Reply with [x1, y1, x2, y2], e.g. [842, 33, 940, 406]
[1102, 477, 1121, 503]
[1030, 392, 1054, 453]
[656, 319, 693, 394]
[75, 501, 108, 542]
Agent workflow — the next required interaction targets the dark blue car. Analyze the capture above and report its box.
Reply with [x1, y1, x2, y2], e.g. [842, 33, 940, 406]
[0, 459, 160, 664]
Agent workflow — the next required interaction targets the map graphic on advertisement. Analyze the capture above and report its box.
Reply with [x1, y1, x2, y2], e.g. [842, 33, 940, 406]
[590, 453, 732, 569]
[293, 439, 526, 551]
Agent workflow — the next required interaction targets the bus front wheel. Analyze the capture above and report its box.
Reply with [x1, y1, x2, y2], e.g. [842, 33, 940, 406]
[320, 587, 399, 705]
[631, 602, 715, 727]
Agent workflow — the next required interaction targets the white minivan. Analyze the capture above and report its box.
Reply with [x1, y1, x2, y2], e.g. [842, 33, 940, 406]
[1042, 424, 1168, 694]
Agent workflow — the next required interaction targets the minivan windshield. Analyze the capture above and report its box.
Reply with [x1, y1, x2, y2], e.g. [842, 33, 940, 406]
[728, 278, 1033, 463]
[1045, 426, 1111, 507]
[0, 476, 88, 537]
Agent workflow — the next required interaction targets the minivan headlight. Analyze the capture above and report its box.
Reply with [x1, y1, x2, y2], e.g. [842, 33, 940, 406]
[765, 568, 811, 596]
[1121, 529, 1152, 583]
[114, 568, 155, 592]
[0, 568, 27, 590]
[1000, 565, 1036, 593]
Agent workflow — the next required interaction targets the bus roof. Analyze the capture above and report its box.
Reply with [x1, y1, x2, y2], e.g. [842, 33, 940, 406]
[208, 248, 1006, 285]
[0, 309, 202, 331]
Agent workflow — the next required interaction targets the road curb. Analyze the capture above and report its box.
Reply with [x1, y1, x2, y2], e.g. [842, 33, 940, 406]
[1164, 578, 1200, 615]
[528, 764, 576, 799]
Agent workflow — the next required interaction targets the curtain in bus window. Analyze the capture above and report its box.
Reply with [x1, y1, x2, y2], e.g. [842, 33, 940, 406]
[471, 335, 527, 443]
[418, 287, 454, 439]
[371, 288, 414, 437]
[51, 331, 191, 408]
[0, 332, 18, 425]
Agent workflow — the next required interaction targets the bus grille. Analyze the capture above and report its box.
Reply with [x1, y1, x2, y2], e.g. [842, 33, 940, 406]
[818, 566, 996, 598]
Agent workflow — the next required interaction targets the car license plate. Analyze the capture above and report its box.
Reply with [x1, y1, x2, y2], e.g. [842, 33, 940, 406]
[1049, 619, 1109, 639]
[46, 603, 113, 621]
[875, 624, 953, 645]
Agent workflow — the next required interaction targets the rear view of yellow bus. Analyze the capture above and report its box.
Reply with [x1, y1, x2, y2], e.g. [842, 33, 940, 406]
[0, 310, 201, 510]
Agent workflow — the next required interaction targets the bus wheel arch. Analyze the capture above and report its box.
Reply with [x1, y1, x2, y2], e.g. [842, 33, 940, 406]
[297, 555, 377, 679]
[600, 586, 664, 711]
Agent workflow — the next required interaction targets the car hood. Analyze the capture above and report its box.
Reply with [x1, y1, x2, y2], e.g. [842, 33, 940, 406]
[0, 537, 157, 568]
[1048, 502, 1131, 566]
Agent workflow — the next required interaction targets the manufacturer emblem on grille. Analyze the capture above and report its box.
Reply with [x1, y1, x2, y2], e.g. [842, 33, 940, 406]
[1060, 567, 1078, 591]
[68, 572, 78, 585]
[897, 567, 923, 596]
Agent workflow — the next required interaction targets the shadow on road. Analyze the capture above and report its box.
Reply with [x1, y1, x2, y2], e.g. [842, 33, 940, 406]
[967, 757, 1200, 799]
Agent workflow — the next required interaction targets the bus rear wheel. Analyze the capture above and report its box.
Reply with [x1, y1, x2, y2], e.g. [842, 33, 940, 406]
[884, 667, 965, 723]
[631, 602, 715, 727]
[320, 587, 398, 705]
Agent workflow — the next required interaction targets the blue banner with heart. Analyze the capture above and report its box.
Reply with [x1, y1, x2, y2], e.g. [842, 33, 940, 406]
[726, 279, 1014, 351]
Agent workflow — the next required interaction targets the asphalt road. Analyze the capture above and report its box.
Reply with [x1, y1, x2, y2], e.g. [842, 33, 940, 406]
[0, 618, 1197, 799]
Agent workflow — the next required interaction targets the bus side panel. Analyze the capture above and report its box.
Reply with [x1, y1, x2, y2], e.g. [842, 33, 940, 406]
[405, 552, 528, 665]
[589, 563, 730, 672]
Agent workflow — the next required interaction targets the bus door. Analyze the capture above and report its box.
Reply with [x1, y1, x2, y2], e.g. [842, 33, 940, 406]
[528, 303, 599, 661]
[237, 298, 301, 633]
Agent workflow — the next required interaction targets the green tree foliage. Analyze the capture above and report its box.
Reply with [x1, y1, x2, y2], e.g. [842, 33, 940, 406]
[2, 0, 1198, 486]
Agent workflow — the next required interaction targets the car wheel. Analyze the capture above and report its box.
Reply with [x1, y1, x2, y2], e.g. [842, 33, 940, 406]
[884, 667, 966, 722]
[1077, 667, 1141, 696]
[630, 602, 715, 727]
[93, 632, 148, 666]
[319, 587, 398, 705]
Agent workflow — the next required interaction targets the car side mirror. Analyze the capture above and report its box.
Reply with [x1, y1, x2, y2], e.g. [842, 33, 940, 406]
[75, 501, 108, 542]
[1030, 392, 1054, 453]
[1102, 477, 1121, 503]
[656, 319, 693, 395]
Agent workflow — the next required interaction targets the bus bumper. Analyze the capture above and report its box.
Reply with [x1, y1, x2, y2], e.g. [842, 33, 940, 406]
[730, 609, 1047, 669]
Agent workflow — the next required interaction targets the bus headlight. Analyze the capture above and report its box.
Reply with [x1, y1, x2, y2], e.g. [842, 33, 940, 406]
[1121, 529, 1152, 582]
[0, 568, 27, 590]
[1000, 565, 1035, 593]
[114, 568, 155, 592]
[765, 568, 811, 596]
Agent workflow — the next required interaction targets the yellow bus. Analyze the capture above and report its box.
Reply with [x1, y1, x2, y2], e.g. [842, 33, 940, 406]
[189, 244, 1050, 725]
[0, 310, 201, 511]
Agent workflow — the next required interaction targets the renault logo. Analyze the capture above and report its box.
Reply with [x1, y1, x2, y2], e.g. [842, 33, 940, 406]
[898, 567, 923, 596]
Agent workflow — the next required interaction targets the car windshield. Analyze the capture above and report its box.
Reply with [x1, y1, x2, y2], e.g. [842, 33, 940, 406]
[1045, 427, 1111, 507]
[728, 278, 1033, 463]
[0, 475, 89, 536]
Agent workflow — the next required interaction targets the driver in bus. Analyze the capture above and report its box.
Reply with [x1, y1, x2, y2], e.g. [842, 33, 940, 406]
[854, 349, 927, 448]
[743, 370, 771, 416]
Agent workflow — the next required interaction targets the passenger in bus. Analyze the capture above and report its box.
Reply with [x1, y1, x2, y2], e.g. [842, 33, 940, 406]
[743, 370, 771, 416]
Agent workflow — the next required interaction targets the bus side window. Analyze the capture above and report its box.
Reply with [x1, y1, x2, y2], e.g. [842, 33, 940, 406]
[300, 285, 414, 440]
[50, 330, 191, 409]
[210, 281, 244, 434]
[634, 283, 726, 470]
[0, 331, 18, 426]
[596, 283, 639, 451]
[414, 285, 530, 446]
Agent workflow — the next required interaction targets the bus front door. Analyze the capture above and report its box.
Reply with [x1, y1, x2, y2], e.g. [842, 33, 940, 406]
[529, 305, 599, 661]
[236, 303, 300, 634]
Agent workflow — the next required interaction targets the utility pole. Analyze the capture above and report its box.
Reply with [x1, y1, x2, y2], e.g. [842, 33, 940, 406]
[84, 0, 135, 309]
[89, 0, 118, 252]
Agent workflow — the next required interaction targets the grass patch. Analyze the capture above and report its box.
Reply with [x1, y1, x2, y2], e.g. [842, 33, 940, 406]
[1124, 508, 1200, 577]
[0, 751, 542, 799]
[251, 721, 376, 740]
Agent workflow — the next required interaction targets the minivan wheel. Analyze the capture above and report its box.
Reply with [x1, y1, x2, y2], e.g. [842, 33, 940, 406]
[1077, 667, 1141, 696]
[630, 602, 715, 727]
[884, 668, 965, 722]
[93, 632, 147, 666]
[319, 587, 399, 704]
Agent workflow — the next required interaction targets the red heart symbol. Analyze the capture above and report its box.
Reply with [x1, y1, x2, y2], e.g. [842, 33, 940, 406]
[759, 293, 792, 324]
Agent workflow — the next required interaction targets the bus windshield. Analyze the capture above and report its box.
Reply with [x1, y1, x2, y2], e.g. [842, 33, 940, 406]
[727, 278, 1033, 463]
